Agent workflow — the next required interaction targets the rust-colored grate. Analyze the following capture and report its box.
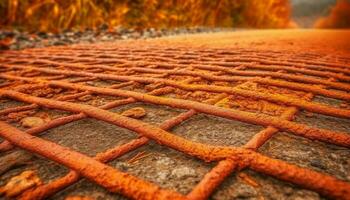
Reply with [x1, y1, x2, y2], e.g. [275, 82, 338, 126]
[0, 42, 350, 200]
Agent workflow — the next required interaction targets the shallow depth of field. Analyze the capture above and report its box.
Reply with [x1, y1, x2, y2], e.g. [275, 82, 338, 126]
[0, 1, 350, 200]
[1, 0, 293, 32]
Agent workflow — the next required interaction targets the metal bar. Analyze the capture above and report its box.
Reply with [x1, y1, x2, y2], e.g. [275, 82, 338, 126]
[1, 78, 349, 147]
[0, 121, 185, 200]
[2, 68, 350, 119]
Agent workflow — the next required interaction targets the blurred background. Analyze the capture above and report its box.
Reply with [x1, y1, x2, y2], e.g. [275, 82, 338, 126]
[0, 0, 349, 33]
[292, 0, 349, 28]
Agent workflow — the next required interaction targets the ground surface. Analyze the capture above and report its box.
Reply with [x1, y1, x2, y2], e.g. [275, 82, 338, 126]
[0, 29, 350, 200]
[0, 27, 229, 50]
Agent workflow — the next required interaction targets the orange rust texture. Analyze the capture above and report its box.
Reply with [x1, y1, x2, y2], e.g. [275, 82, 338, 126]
[16, 93, 224, 200]
[189, 92, 315, 200]
[1, 88, 350, 199]
[1, 65, 350, 118]
[0, 42, 350, 200]
[2, 76, 349, 147]
[0, 121, 185, 200]
[0, 83, 172, 152]
[17, 100, 203, 200]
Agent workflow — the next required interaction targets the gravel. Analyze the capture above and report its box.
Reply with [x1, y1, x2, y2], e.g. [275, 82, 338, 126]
[0, 26, 234, 50]
[171, 166, 196, 179]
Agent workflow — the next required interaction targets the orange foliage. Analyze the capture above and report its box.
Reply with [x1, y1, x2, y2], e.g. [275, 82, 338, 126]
[0, 0, 291, 32]
[239, 0, 291, 28]
[314, 0, 350, 29]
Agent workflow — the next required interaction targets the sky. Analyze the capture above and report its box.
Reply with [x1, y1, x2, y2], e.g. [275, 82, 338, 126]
[291, 0, 337, 27]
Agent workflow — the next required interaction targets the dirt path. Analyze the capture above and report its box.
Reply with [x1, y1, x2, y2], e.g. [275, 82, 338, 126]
[156, 29, 350, 55]
[0, 29, 349, 200]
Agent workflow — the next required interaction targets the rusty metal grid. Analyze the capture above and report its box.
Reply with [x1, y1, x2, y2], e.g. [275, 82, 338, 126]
[0, 42, 350, 200]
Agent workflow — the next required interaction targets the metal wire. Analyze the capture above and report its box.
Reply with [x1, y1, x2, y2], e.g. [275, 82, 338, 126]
[0, 43, 350, 200]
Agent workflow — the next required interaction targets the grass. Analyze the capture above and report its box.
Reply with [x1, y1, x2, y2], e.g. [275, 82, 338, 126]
[0, 0, 291, 32]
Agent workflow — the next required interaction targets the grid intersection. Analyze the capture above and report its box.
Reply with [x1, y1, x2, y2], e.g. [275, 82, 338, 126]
[0, 43, 350, 200]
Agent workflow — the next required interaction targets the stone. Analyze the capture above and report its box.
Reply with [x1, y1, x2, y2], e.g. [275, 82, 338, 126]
[310, 159, 326, 170]
[329, 153, 338, 160]
[171, 166, 196, 179]
[0, 170, 42, 197]
[21, 117, 45, 128]
[121, 107, 146, 119]
[155, 171, 169, 182]
[156, 157, 174, 166]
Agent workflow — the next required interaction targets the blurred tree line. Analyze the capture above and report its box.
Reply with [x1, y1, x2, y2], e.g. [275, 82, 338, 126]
[0, 0, 291, 32]
[314, 0, 350, 28]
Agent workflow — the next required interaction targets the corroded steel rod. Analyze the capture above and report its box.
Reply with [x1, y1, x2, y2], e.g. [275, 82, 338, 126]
[13, 93, 225, 200]
[130, 66, 350, 101]
[0, 121, 186, 200]
[187, 159, 238, 200]
[18, 98, 209, 200]
[0, 89, 236, 161]
[147, 61, 350, 91]
[3, 57, 350, 92]
[0, 86, 173, 152]
[18, 137, 150, 200]
[2, 68, 350, 119]
[0, 104, 38, 116]
[2, 43, 350, 200]
[189, 93, 314, 200]
[247, 151, 350, 200]
[1, 78, 349, 147]
[3, 48, 350, 75]
[243, 93, 314, 150]
[1, 92, 350, 199]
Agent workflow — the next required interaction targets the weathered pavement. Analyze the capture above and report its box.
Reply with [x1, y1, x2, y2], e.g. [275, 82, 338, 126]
[0, 29, 350, 200]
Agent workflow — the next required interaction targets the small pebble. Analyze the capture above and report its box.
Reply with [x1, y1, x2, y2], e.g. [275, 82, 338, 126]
[0, 27, 226, 50]
[329, 153, 338, 160]
[171, 166, 196, 179]
[310, 159, 326, 170]
[121, 107, 146, 119]
[156, 157, 174, 166]
[0, 170, 42, 197]
[21, 117, 45, 128]
[155, 171, 169, 182]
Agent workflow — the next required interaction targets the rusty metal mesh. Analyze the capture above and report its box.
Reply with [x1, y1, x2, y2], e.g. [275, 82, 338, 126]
[0, 43, 350, 200]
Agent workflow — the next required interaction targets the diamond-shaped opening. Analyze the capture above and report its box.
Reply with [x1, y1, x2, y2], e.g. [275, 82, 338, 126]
[212, 169, 320, 200]
[172, 113, 263, 147]
[110, 141, 215, 195]
[259, 132, 350, 182]
[40, 118, 137, 157]
[294, 110, 350, 133]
